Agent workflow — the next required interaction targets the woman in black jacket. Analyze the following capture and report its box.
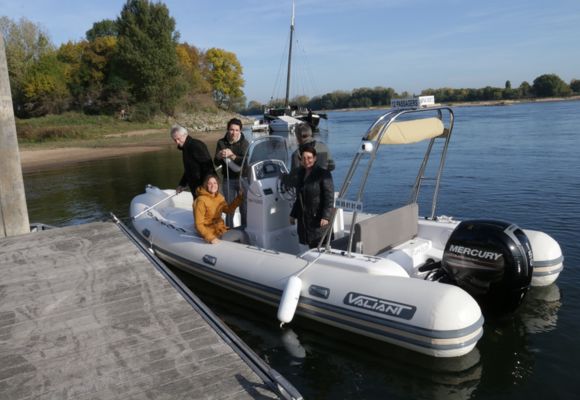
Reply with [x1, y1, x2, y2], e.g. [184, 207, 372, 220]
[290, 145, 335, 248]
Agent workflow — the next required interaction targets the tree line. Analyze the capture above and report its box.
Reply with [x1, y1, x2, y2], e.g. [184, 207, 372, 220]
[243, 75, 580, 115]
[1, 0, 245, 120]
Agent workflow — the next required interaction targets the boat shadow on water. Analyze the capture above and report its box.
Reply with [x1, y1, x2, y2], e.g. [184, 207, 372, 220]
[474, 284, 562, 392]
[171, 265, 561, 399]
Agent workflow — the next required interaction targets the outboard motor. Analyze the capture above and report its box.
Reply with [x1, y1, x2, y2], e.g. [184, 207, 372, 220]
[442, 220, 533, 314]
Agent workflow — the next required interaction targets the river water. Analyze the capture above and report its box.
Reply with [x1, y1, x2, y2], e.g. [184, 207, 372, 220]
[23, 101, 580, 399]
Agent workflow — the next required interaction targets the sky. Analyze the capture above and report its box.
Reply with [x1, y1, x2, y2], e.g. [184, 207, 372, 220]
[1, 0, 579, 103]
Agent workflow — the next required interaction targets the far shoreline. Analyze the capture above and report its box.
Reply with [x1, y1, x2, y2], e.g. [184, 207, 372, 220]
[328, 95, 580, 112]
[19, 95, 579, 173]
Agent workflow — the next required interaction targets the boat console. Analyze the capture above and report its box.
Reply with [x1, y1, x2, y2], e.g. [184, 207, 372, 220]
[242, 137, 303, 254]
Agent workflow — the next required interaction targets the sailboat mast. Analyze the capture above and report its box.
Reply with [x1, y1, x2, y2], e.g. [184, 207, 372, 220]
[284, 1, 295, 108]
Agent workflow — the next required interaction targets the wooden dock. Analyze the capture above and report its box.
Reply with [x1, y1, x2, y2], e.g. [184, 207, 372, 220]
[0, 221, 301, 399]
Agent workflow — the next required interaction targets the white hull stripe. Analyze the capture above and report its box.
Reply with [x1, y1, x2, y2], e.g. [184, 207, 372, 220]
[155, 247, 484, 351]
[533, 255, 564, 268]
[533, 264, 564, 277]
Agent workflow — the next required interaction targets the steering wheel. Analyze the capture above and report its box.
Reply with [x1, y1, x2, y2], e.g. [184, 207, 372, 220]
[277, 172, 297, 202]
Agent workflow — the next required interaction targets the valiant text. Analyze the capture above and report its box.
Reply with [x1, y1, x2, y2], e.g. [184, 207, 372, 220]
[344, 292, 416, 320]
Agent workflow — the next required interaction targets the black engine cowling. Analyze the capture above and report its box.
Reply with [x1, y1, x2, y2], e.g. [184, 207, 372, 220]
[442, 220, 533, 314]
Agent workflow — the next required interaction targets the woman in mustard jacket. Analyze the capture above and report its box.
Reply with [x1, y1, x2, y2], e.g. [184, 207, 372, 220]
[194, 174, 245, 244]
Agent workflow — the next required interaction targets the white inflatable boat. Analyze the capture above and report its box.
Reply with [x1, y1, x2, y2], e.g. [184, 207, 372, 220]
[130, 106, 563, 358]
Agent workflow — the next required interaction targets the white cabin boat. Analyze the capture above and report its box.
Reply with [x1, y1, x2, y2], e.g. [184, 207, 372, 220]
[268, 115, 302, 133]
[130, 106, 563, 358]
[251, 119, 270, 133]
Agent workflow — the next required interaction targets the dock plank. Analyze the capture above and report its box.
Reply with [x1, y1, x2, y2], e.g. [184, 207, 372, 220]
[0, 222, 289, 400]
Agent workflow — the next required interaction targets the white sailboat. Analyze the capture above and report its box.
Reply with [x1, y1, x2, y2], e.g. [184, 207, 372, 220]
[264, 1, 327, 133]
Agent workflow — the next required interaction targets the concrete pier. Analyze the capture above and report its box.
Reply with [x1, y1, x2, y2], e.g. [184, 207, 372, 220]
[0, 221, 301, 399]
[0, 33, 30, 238]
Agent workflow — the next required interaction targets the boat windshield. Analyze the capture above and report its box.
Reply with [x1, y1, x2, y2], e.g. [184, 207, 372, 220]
[244, 136, 289, 168]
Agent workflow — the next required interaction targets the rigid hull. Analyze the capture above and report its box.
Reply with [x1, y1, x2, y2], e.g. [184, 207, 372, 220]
[130, 107, 564, 358]
[131, 188, 483, 358]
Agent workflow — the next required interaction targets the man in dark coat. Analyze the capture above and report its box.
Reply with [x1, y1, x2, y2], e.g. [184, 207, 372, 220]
[214, 118, 250, 227]
[290, 145, 335, 248]
[290, 123, 335, 171]
[171, 125, 215, 197]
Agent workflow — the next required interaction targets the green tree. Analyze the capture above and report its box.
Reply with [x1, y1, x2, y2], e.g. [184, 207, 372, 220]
[112, 0, 183, 116]
[204, 47, 245, 110]
[481, 86, 503, 101]
[230, 93, 247, 112]
[532, 74, 571, 97]
[244, 100, 264, 114]
[503, 80, 515, 99]
[570, 79, 580, 94]
[86, 19, 118, 41]
[291, 95, 310, 107]
[518, 81, 532, 98]
[371, 86, 395, 106]
[315, 90, 350, 109]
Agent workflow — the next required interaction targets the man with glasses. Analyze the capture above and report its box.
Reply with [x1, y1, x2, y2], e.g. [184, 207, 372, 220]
[290, 123, 335, 172]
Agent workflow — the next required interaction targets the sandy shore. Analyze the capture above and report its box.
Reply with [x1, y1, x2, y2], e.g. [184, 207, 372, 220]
[19, 129, 225, 173]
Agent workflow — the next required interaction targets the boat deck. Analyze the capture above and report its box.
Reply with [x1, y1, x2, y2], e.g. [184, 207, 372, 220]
[0, 221, 299, 399]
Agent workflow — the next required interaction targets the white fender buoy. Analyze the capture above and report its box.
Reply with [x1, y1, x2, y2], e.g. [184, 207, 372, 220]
[277, 276, 303, 324]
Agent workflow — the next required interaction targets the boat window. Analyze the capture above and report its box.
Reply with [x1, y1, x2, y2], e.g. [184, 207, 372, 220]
[246, 136, 289, 167]
[254, 160, 286, 180]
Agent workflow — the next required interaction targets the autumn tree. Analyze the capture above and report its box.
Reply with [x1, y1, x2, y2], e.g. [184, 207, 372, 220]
[20, 53, 70, 116]
[56, 41, 84, 103]
[177, 43, 209, 93]
[175, 42, 213, 110]
[0, 16, 55, 116]
[58, 36, 118, 113]
[204, 48, 245, 110]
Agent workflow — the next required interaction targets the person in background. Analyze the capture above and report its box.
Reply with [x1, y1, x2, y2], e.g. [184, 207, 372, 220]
[290, 145, 335, 248]
[290, 123, 335, 172]
[214, 118, 249, 227]
[170, 125, 214, 197]
[194, 174, 245, 244]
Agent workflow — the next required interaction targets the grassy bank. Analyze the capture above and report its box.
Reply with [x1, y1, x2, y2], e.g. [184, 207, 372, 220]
[16, 113, 166, 147]
[16, 111, 254, 149]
